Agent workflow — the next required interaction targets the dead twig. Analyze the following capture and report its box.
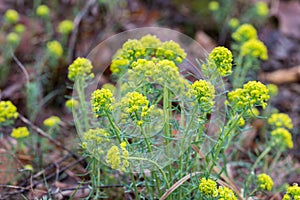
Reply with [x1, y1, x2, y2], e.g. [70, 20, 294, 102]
[68, 0, 97, 61]
[18, 114, 81, 160]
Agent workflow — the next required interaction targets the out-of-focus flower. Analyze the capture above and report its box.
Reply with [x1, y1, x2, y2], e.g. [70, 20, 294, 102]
[43, 116, 61, 127]
[36, 5, 50, 18]
[271, 127, 293, 149]
[208, 1, 219, 11]
[0, 101, 18, 124]
[255, 2, 269, 17]
[241, 39, 268, 60]
[7, 32, 20, 46]
[257, 173, 273, 191]
[11, 127, 30, 139]
[4, 9, 19, 24]
[268, 113, 293, 129]
[232, 24, 257, 43]
[47, 40, 63, 58]
[65, 99, 79, 109]
[57, 20, 74, 35]
[14, 24, 26, 34]
[217, 186, 237, 200]
[228, 18, 240, 29]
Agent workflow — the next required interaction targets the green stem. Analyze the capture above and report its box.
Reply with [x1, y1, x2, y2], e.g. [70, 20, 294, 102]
[163, 85, 171, 144]
[209, 111, 245, 174]
[105, 110, 122, 143]
[140, 125, 152, 152]
[76, 79, 89, 132]
[244, 145, 272, 198]
[128, 157, 170, 188]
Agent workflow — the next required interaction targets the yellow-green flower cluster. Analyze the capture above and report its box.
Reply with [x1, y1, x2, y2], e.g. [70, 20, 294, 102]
[57, 20, 74, 35]
[257, 173, 273, 191]
[4, 9, 19, 24]
[120, 92, 153, 125]
[232, 24, 257, 43]
[228, 18, 240, 29]
[65, 99, 79, 109]
[217, 186, 238, 200]
[43, 116, 61, 127]
[91, 88, 114, 117]
[189, 80, 215, 112]
[199, 178, 218, 197]
[0, 101, 18, 124]
[268, 113, 293, 129]
[7, 32, 20, 46]
[47, 40, 63, 58]
[110, 35, 186, 75]
[208, 1, 219, 11]
[271, 128, 293, 149]
[156, 40, 186, 63]
[110, 59, 130, 74]
[255, 2, 269, 17]
[106, 142, 129, 171]
[267, 84, 278, 97]
[140, 34, 161, 52]
[82, 128, 110, 153]
[208, 46, 233, 76]
[11, 127, 30, 139]
[283, 183, 300, 200]
[228, 81, 270, 111]
[68, 57, 94, 81]
[36, 5, 50, 18]
[14, 24, 26, 34]
[241, 39, 268, 60]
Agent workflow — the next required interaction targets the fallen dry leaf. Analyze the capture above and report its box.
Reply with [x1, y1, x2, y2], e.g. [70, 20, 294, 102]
[259, 65, 300, 84]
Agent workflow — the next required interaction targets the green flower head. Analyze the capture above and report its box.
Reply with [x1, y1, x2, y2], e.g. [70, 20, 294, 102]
[189, 80, 215, 112]
[241, 39, 268, 60]
[257, 173, 273, 191]
[82, 128, 110, 154]
[267, 84, 278, 97]
[36, 5, 50, 17]
[11, 127, 30, 139]
[120, 92, 153, 125]
[217, 186, 237, 200]
[208, 46, 233, 76]
[283, 183, 300, 200]
[232, 24, 257, 43]
[43, 116, 61, 127]
[91, 88, 114, 117]
[57, 20, 74, 35]
[106, 143, 129, 171]
[0, 101, 19, 125]
[228, 81, 270, 111]
[156, 40, 186, 63]
[68, 57, 94, 81]
[271, 127, 293, 149]
[208, 1, 219, 11]
[228, 18, 240, 29]
[140, 34, 162, 50]
[65, 99, 79, 109]
[4, 9, 19, 24]
[7, 32, 20, 46]
[199, 178, 218, 197]
[255, 2, 269, 17]
[47, 40, 63, 58]
[268, 113, 293, 129]
[14, 24, 26, 34]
